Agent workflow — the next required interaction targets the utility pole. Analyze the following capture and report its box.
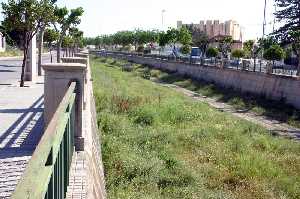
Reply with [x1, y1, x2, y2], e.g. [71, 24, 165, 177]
[263, 0, 267, 37]
[162, 9, 166, 30]
[273, 3, 277, 32]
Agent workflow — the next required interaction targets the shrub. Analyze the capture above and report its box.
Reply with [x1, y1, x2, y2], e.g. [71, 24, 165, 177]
[231, 49, 245, 59]
[263, 44, 285, 62]
[180, 45, 191, 55]
[137, 45, 144, 53]
[111, 95, 143, 113]
[122, 64, 134, 72]
[142, 69, 151, 80]
[206, 47, 219, 58]
[131, 106, 156, 126]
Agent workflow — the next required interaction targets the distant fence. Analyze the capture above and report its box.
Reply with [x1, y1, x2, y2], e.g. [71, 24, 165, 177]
[95, 51, 300, 110]
[98, 51, 298, 77]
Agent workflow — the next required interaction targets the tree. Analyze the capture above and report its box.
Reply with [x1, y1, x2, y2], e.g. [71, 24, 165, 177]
[180, 45, 191, 54]
[273, 0, 300, 75]
[165, 28, 179, 51]
[243, 39, 261, 71]
[243, 40, 255, 58]
[191, 28, 209, 55]
[2, 0, 56, 87]
[206, 47, 219, 60]
[69, 27, 83, 54]
[257, 36, 277, 52]
[263, 44, 285, 66]
[158, 31, 169, 49]
[54, 6, 84, 62]
[44, 28, 59, 62]
[218, 36, 233, 58]
[177, 27, 192, 46]
[62, 35, 74, 57]
[37, 0, 56, 76]
[232, 49, 245, 60]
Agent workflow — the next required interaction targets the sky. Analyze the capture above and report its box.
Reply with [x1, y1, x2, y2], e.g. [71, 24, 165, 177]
[1, 0, 277, 40]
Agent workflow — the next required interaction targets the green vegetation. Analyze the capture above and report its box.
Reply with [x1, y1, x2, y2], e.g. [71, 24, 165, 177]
[91, 56, 300, 199]
[263, 44, 286, 63]
[206, 47, 219, 58]
[231, 49, 245, 60]
[274, 0, 300, 75]
[54, 6, 84, 62]
[0, 48, 22, 57]
[139, 61, 300, 129]
[1, 0, 56, 87]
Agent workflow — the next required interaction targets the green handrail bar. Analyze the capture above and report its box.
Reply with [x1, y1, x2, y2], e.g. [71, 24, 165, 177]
[11, 82, 77, 199]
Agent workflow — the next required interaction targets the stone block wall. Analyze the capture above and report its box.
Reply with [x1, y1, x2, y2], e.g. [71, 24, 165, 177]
[106, 53, 300, 110]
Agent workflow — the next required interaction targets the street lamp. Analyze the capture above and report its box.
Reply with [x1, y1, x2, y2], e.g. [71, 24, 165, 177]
[263, 0, 267, 37]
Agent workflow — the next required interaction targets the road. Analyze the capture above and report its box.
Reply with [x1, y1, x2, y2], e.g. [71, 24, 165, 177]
[0, 53, 56, 85]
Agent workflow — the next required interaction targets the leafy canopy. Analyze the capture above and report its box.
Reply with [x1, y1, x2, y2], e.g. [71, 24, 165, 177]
[206, 47, 219, 58]
[232, 49, 245, 59]
[263, 44, 286, 61]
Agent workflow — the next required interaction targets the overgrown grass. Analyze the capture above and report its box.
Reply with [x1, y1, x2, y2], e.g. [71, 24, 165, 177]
[125, 59, 300, 129]
[91, 56, 300, 199]
[0, 48, 22, 57]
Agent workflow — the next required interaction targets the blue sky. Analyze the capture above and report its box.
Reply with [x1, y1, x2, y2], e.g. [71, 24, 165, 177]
[1, 0, 277, 40]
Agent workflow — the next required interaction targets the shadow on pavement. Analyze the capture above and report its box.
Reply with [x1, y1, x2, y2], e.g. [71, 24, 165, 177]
[0, 95, 44, 159]
[0, 70, 15, 72]
[0, 64, 20, 68]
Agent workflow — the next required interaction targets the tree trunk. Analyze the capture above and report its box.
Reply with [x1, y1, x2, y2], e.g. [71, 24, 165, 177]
[50, 48, 53, 63]
[57, 37, 63, 63]
[37, 27, 45, 76]
[20, 39, 29, 87]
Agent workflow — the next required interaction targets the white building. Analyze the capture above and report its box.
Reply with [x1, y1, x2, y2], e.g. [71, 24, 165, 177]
[177, 19, 243, 42]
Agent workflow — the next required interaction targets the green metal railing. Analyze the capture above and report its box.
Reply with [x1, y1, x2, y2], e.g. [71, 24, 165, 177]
[12, 82, 77, 199]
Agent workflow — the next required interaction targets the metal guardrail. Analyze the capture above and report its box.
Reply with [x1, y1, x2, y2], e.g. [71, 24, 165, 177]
[94, 50, 298, 77]
[11, 82, 77, 199]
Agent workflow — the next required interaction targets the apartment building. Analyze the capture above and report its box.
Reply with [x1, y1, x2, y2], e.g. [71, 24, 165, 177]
[177, 19, 243, 42]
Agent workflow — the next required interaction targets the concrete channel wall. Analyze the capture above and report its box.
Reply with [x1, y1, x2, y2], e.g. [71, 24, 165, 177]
[105, 53, 300, 110]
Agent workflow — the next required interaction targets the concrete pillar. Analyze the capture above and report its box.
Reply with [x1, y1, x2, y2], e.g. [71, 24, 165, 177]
[42, 63, 87, 151]
[61, 56, 89, 108]
[25, 35, 37, 81]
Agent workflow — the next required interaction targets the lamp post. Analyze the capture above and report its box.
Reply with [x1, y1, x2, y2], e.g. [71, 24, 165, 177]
[263, 0, 267, 37]
[162, 9, 166, 30]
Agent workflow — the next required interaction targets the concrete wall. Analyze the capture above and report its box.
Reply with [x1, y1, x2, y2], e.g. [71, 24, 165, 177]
[106, 53, 300, 110]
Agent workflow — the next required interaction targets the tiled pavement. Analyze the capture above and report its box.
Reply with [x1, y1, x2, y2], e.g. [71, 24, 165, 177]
[66, 152, 87, 199]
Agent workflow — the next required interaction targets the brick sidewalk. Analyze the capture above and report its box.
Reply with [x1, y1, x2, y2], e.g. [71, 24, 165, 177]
[66, 152, 87, 199]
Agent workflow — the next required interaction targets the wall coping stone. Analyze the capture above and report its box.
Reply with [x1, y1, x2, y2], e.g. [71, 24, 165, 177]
[42, 63, 87, 71]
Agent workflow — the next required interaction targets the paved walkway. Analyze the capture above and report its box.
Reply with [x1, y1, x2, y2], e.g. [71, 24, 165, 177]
[0, 77, 44, 198]
[0, 54, 54, 198]
[161, 83, 300, 141]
